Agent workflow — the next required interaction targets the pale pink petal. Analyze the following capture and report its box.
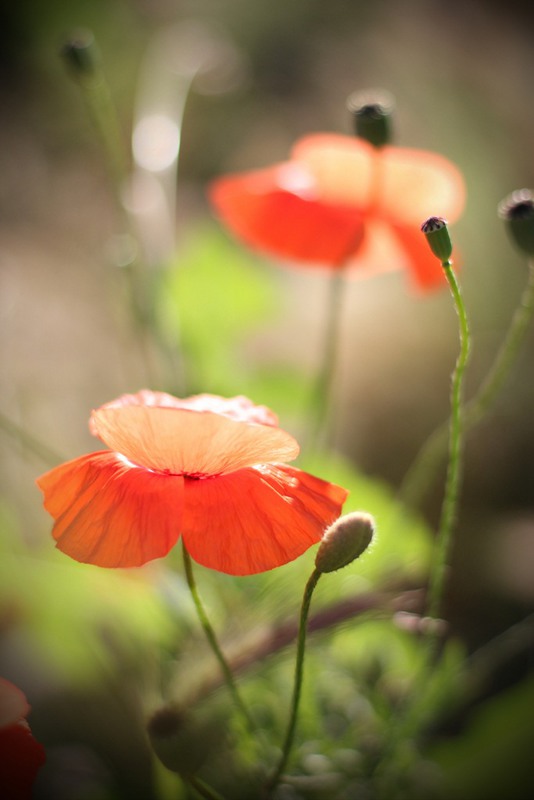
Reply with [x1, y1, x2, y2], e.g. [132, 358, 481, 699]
[292, 133, 465, 226]
[90, 406, 300, 476]
[92, 391, 279, 427]
[380, 146, 466, 225]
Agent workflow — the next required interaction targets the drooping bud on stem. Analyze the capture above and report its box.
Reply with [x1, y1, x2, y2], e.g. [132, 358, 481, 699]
[421, 216, 453, 265]
[498, 189, 534, 257]
[315, 511, 375, 573]
[347, 89, 395, 147]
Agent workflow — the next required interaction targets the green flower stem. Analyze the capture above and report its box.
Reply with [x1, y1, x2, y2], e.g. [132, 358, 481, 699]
[266, 568, 322, 795]
[426, 261, 471, 627]
[309, 270, 346, 451]
[400, 257, 534, 511]
[188, 775, 226, 800]
[181, 542, 254, 733]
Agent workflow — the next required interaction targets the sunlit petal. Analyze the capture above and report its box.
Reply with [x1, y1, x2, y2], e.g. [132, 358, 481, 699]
[380, 146, 465, 224]
[292, 134, 465, 226]
[182, 464, 348, 575]
[90, 406, 300, 475]
[292, 133, 375, 207]
[36, 452, 184, 567]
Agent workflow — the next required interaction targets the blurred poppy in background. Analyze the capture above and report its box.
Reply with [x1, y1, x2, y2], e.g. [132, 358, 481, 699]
[0, 677, 46, 800]
[37, 391, 348, 575]
[209, 132, 465, 290]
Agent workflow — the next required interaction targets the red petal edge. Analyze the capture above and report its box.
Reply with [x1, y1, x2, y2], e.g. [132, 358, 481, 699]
[182, 464, 349, 575]
[37, 452, 184, 568]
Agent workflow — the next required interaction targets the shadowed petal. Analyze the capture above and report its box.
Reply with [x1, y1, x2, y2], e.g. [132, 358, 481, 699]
[209, 162, 365, 265]
[36, 452, 184, 567]
[0, 724, 46, 800]
[90, 406, 299, 476]
[0, 679, 29, 730]
[182, 465, 349, 575]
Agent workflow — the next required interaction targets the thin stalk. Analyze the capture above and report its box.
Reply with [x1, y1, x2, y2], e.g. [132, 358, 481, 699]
[400, 257, 534, 511]
[370, 265, 470, 791]
[181, 542, 254, 733]
[265, 568, 322, 795]
[425, 260, 470, 628]
[309, 271, 346, 450]
[188, 775, 226, 800]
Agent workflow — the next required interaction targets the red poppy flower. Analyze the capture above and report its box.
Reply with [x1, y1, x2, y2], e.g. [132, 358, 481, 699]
[0, 678, 46, 800]
[209, 133, 465, 290]
[37, 391, 348, 575]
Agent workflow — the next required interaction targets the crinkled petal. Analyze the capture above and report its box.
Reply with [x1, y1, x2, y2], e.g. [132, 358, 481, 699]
[91, 391, 279, 428]
[90, 406, 299, 476]
[209, 162, 365, 266]
[0, 679, 29, 730]
[36, 452, 184, 567]
[181, 464, 349, 575]
[293, 134, 465, 225]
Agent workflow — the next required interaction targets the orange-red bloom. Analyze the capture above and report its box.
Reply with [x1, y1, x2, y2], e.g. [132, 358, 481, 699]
[0, 678, 46, 800]
[37, 391, 348, 575]
[209, 133, 465, 290]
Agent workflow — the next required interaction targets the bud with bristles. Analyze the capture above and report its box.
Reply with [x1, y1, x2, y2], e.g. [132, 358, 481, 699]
[347, 89, 395, 147]
[421, 216, 453, 264]
[498, 189, 534, 257]
[315, 512, 375, 574]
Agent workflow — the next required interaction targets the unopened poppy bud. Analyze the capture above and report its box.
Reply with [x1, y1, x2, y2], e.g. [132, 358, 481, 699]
[315, 511, 375, 573]
[421, 216, 453, 264]
[347, 89, 394, 147]
[498, 189, 534, 256]
[61, 29, 99, 78]
[147, 706, 220, 776]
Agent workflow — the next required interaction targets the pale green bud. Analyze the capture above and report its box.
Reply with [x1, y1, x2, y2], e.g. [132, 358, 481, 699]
[347, 89, 395, 147]
[498, 189, 534, 257]
[315, 512, 375, 574]
[421, 216, 453, 264]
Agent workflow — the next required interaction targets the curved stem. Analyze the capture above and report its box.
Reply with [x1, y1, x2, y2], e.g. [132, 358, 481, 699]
[181, 542, 254, 733]
[266, 568, 322, 795]
[188, 775, 226, 800]
[426, 261, 470, 627]
[400, 258, 534, 511]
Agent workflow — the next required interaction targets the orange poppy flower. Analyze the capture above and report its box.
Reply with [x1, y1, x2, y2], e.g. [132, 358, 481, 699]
[37, 391, 348, 575]
[209, 133, 465, 290]
[0, 677, 46, 800]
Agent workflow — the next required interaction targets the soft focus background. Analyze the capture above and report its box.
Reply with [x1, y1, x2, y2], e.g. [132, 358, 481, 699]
[2, 1, 534, 798]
